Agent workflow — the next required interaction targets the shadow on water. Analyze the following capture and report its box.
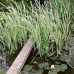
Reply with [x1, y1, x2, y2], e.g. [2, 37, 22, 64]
[0, 49, 19, 73]
[0, 43, 22, 73]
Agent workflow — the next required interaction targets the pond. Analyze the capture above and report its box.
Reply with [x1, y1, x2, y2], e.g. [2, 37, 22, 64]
[0, 0, 74, 74]
[0, 48, 74, 74]
[0, 32, 74, 74]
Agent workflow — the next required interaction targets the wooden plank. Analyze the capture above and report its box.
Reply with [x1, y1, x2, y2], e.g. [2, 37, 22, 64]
[6, 37, 33, 74]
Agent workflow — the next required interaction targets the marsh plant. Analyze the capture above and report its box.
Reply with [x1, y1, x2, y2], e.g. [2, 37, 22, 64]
[0, 0, 71, 56]
[30, 0, 71, 56]
[23, 63, 68, 74]
[0, 2, 29, 54]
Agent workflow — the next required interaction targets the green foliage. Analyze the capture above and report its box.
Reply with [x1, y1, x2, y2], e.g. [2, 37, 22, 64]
[0, 0, 71, 56]
[0, 1, 72, 74]
[70, 23, 74, 33]
[55, 61, 61, 65]
[50, 54, 71, 63]
[24, 64, 43, 74]
[48, 71, 57, 74]
[60, 54, 71, 62]
[0, 0, 12, 8]
[30, 0, 70, 56]
[61, 64, 67, 72]
[0, 2, 28, 54]
[32, 69, 43, 74]
[24, 63, 67, 74]
[24, 65, 33, 72]
[38, 62, 49, 68]
[0, 0, 11, 4]
[48, 64, 67, 74]
[0, 70, 5, 74]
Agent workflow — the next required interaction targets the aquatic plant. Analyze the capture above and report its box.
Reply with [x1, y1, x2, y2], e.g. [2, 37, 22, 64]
[24, 63, 67, 74]
[0, 0, 71, 56]
[29, 0, 71, 56]
[0, 2, 29, 54]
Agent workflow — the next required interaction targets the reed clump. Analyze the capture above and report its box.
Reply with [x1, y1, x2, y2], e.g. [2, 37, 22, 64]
[0, 0, 71, 56]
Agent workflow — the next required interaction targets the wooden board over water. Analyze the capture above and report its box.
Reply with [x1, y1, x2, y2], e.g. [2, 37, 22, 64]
[6, 37, 33, 74]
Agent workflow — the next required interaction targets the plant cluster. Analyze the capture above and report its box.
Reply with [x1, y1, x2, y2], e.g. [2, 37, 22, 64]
[23, 63, 67, 74]
[0, 0, 71, 56]
[29, 0, 71, 56]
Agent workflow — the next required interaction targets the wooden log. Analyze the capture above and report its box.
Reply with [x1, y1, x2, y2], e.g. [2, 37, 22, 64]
[6, 37, 33, 74]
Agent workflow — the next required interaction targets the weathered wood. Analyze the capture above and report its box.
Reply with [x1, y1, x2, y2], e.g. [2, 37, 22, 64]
[6, 37, 33, 74]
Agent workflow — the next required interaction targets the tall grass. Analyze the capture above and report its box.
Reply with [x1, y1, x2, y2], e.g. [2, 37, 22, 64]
[29, 0, 71, 56]
[0, 0, 71, 56]
[0, 2, 29, 54]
